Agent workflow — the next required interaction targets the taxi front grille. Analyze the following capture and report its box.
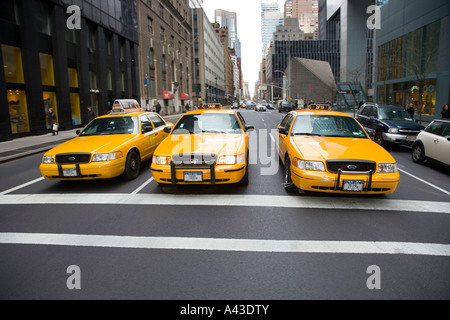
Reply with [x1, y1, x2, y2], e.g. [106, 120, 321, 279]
[56, 153, 91, 164]
[326, 160, 376, 174]
[172, 153, 217, 166]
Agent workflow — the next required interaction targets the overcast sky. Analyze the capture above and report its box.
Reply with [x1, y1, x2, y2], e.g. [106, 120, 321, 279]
[203, 0, 284, 97]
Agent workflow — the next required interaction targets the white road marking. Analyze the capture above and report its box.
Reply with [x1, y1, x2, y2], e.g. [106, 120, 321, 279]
[0, 232, 449, 257]
[131, 177, 154, 194]
[399, 168, 450, 197]
[0, 177, 45, 196]
[0, 193, 449, 214]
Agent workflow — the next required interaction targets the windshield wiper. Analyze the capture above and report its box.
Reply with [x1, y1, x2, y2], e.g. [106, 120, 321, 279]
[201, 129, 227, 134]
[292, 133, 324, 136]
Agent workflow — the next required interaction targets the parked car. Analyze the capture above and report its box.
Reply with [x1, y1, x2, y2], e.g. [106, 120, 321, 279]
[265, 103, 275, 110]
[356, 103, 425, 148]
[412, 119, 450, 167]
[278, 110, 400, 194]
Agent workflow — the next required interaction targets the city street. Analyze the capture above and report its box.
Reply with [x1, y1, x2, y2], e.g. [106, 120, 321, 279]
[0, 110, 449, 301]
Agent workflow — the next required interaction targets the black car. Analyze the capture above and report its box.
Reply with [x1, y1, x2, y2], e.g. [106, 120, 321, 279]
[356, 103, 425, 148]
[278, 101, 293, 112]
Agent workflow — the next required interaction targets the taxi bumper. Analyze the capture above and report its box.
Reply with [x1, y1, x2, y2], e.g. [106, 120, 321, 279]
[290, 167, 400, 194]
[40, 159, 126, 180]
[151, 163, 246, 185]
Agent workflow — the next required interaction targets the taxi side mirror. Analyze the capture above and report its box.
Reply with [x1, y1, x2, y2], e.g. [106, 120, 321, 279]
[76, 130, 81, 135]
[142, 125, 153, 133]
[245, 125, 255, 132]
[278, 126, 287, 135]
[164, 126, 172, 134]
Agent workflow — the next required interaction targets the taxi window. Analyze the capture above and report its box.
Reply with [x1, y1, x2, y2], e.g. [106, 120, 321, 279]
[140, 114, 153, 129]
[148, 113, 165, 128]
[80, 117, 139, 136]
[172, 114, 242, 134]
[285, 114, 295, 133]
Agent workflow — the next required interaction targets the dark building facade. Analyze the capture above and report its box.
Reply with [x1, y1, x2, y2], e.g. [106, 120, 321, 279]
[0, 0, 140, 142]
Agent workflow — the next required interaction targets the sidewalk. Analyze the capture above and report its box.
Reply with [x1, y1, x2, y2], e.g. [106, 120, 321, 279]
[0, 113, 184, 164]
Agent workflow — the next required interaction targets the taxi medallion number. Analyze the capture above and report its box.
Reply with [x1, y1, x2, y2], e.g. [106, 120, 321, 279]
[184, 172, 202, 182]
[342, 180, 364, 192]
[62, 168, 78, 177]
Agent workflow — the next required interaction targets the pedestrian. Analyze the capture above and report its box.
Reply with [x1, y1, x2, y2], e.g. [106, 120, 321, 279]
[87, 106, 96, 122]
[185, 102, 190, 112]
[441, 104, 450, 119]
[48, 107, 58, 136]
[407, 102, 416, 119]
[155, 101, 162, 114]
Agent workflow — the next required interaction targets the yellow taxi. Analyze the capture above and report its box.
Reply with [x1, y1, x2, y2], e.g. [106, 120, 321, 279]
[278, 110, 400, 194]
[151, 109, 254, 185]
[40, 101, 174, 181]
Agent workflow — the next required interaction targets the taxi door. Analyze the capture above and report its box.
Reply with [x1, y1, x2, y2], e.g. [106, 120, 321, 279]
[139, 114, 156, 160]
[278, 113, 295, 163]
[148, 113, 170, 149]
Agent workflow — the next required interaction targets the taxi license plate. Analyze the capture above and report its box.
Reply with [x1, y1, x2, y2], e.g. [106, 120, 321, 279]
[343, 180, 364, 192]
[184, 172, 202, 182]
[62, 168, 78, 177]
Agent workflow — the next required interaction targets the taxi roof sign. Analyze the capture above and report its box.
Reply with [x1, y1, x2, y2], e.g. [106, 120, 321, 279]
[307, 104, 332, 110]
[111, 99, 141, 113]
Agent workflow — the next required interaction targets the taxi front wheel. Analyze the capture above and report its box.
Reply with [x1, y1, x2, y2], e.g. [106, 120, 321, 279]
[284, 156, 297, 192]
[123, 150, 141, 180]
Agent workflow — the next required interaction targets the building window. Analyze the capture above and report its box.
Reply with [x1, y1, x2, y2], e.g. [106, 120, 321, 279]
[70, 93, 81, 126]
[68, 68, 78, 88]
[7, 90, 29, 134]
[2, 44, 24, 84]
[0, 0, 20, 25]
[147, 16, 153, 34]
[89, 71, 97, 89]
[36, 0, 51, 35]
[160, 4, 164, 18]
[39, 53, 55, 86]
[160, 27, 165, 42]
[106, 68, 112, 90]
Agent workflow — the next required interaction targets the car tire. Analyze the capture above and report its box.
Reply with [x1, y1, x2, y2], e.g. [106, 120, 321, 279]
[123, 150, 141, 180]
[375, 132, 388, 148]
[412, 142, 426, 164]
[284, 156, 297, 192]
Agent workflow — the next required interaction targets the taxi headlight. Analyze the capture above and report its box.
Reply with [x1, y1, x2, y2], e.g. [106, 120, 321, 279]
[377, 163, 398, 173]
[218, 154, 245, 165]
[92, 152, 123, 162]
[152, 156, 171, 165]
[293, 158, 325, 171]
[42, 156, 55, 164]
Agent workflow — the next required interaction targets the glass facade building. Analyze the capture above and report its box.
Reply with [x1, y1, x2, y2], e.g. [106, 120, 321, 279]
[0, 0, 139, 141]
[374, 0, 449, 121]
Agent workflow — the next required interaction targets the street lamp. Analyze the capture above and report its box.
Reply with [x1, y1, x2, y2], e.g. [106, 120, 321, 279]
[275, 70, 287, 101]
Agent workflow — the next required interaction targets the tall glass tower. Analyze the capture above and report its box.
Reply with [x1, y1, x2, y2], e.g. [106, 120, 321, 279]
[261, 0, 284, 57]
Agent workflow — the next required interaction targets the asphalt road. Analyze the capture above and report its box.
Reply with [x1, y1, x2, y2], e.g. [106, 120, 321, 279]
[0, 109, 449, 303]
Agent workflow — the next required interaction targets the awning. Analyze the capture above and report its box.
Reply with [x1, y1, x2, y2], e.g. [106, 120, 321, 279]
[180, 93, 190, 100]
[163, 90, 174, 100]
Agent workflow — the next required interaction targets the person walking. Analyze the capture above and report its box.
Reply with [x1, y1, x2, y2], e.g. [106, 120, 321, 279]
[87, 106, 96, 122]
[407, 102, 416, 119]
[155, 101, 162, 114]
[441, 104, 450, 119]
[48, 108, 58, 135]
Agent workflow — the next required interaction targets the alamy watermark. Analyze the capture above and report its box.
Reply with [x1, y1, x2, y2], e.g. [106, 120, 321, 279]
[367, 5, 381, 30]
[66, 265, 81, 290]
[66, 5, 81, 30]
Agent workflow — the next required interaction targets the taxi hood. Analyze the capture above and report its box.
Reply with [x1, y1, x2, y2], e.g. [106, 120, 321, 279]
[47, 135, 137, 155]
[157, 133, 245, 157]
[291, 136, 395, 163]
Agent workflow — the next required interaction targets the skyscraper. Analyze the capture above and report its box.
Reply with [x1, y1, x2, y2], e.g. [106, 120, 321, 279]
[214, 9, 241, 57]
[261, 0, 284, 57]
[284, 0, 319, 38]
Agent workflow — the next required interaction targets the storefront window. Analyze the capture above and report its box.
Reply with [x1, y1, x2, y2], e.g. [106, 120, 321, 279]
[40, 53, 55, 86]
[410, 79, 437, 116]
[43, 91, 58, 129]
[2, 44, 24, 84]
[69, 93, 81, 126]
[68, 68, 78, 87]
[8, 90, 29, 134]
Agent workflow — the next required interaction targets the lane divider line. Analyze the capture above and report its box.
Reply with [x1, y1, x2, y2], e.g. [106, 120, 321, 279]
[0, 177, 45, 196]
[399, 169, 450, 197]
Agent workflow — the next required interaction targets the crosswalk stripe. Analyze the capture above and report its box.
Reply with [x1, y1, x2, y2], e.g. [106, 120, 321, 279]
[0, 193, 449, 214]
[0, 232, 449, 257]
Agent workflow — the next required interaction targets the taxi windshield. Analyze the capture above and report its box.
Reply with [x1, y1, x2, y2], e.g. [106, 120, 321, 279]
[291, 115, 368, 138]
[79, 117, 139, 136]
[172, 114, 243, 135]
[379, 108, 413, 121]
